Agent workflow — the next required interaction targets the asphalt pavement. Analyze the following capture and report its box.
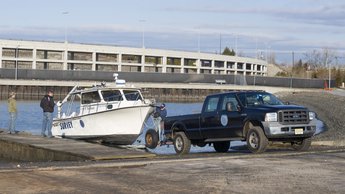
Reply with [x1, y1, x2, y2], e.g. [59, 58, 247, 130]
[0, 146, 344, 193]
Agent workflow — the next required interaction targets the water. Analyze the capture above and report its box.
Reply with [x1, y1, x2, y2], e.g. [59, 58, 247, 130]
[0, 101, 45, 135]
[0, 101, 204, 134]
[0, 101, 325, 155]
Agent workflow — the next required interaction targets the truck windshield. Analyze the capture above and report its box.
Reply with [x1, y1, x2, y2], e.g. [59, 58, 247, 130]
[238, 92, 284, 107]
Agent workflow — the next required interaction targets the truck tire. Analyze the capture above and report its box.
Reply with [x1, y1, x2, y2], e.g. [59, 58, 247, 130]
[173, 132, 191, 155]
[291, 137, 311, 151]
[145, 129, 159, 149]
[246, 127, 268, 153]
[213, 141, 230, 153]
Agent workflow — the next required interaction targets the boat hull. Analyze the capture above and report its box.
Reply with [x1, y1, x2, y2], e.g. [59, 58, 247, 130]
[52, 105, 153, 145]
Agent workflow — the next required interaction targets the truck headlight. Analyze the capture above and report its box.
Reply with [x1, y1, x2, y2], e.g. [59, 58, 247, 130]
[309, 112, 315, 120]
[265, 112, 277, 122]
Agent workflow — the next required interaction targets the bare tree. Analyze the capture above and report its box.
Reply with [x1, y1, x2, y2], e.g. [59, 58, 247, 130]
[304, 48, 337, 69]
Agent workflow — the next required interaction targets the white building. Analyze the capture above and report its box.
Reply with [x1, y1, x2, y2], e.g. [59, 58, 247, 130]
[0, 39, 267, 76]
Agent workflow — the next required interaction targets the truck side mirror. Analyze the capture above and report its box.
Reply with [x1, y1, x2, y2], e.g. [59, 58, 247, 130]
[237, 105, 242, 112]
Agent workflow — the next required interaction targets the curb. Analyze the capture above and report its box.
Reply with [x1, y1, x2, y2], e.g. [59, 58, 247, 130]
[312, 140, 345, 147]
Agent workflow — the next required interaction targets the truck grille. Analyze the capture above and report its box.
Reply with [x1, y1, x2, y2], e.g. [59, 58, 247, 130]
[278, 110, 309, 124]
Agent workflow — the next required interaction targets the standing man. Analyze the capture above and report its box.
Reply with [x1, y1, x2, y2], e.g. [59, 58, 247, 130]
[153, 103, 167, 144]
[40, 90, 55, 138]
[8, 92, 17, 134]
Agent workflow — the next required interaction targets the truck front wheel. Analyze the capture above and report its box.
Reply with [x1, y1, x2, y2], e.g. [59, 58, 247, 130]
[246, 127, 268, 153]
[291, 137, 311, 151]
[213, 141, 230, 153]
[173, 132, 191, 155]
[145, 129, 159, 149]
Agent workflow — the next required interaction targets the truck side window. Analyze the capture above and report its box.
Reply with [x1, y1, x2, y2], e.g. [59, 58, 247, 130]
[204, 96, 219, 112]
[221, 95, 239, 111]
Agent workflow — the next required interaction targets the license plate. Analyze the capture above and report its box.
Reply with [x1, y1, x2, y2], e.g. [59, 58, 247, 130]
[294, 128, 303, 135]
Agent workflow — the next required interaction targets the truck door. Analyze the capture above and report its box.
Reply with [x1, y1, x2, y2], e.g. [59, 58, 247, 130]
[200, 95, 222, 138]
[200, 94, 246, 139]
[218, 94, 246, 138]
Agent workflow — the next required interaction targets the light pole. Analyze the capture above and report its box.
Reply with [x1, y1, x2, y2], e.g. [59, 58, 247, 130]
[139, 20, 146, 48]
[15, 46, 19, 80]
[219, 33, 222, 54]
[198, 31, 200, 53]
[234, 34, 238, 56]
[290, 51, 294, 88]
[328, 56, 331, 90]
[62, 11, 69, 43]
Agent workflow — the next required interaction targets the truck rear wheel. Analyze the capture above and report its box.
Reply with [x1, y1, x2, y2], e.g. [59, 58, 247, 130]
[246, 127, 268, 153]
[213, 141, 230, 153]
[145, 129, 159, 149]
[173, 132, 191, 155]
[291, 137, 311, 151]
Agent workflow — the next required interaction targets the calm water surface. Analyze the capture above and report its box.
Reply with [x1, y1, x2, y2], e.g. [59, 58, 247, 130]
[0, 101, 203, 134]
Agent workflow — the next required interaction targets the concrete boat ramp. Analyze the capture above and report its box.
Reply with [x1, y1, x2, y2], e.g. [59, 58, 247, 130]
[0, 134, 155, 162]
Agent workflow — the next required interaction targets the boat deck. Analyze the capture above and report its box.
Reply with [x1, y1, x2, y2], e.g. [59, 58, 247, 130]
[0, 133, 155, 162]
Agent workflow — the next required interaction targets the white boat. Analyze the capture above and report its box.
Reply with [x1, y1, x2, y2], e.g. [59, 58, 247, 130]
[51, 74, 155, 144]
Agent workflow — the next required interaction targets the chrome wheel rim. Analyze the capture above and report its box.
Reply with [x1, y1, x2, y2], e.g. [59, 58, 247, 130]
[249, 132, 259, 149]
[175, 136, 183, 151]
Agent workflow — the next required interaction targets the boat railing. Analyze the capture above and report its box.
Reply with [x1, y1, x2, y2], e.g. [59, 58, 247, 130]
[79, 100, 126, 115]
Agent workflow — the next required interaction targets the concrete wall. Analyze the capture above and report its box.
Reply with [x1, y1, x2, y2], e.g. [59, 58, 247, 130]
[0, 69, 333, 88]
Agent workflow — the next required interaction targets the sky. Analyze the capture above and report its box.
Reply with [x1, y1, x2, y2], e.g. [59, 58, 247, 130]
[0, 0, 344, 64]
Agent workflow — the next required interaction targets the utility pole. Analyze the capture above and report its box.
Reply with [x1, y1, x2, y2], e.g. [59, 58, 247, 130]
[139, 20, 146, 48]
[15, 46, 19, 80]
[62, 11, 69, 43]
[327, 55, 331, 89]
[290, 51, 294, 88]
[219, 33, 222, 55]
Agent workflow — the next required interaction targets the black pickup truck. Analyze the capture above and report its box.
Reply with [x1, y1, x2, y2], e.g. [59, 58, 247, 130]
[145, 91, 317, 154]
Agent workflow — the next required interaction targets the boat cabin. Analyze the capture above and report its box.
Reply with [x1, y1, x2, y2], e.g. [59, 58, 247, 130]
[59, 86, 146, 118]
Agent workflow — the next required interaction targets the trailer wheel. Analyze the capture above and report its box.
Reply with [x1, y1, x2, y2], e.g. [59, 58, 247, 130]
[291, 137, 311, 151]
[145, 129, 159, 149]
[196, 142, 207, 147]
[246, 126, 268, 153]
[213, 141, 230, 153]
[173, 132, 191, 155]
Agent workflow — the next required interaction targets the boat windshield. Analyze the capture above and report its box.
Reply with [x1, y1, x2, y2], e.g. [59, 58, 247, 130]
[81, 91, 101, 104]
[123, 90, 143, 101]
[102, 90, 123, 102]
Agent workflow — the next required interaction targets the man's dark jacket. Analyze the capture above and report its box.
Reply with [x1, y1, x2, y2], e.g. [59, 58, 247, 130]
[40, 95, 55, 112]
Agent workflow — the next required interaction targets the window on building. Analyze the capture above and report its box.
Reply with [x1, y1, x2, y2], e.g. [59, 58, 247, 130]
[96, 64, 118, 72]
[201, 60, 211, 67]
[227, 62, 235, 69]
[184, 58, 197, 66]
[237, 63, 244, 69]
[215, 61, 224, 68]
[122, 54, 141, 63]
[96, 53, 118, 62]
[145, 56, 162, 65]
[37, 50, 63, 60]
[68, 52, 92, 61]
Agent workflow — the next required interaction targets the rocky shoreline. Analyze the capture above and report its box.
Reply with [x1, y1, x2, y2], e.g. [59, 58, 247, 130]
[278, 91, 345, 141]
